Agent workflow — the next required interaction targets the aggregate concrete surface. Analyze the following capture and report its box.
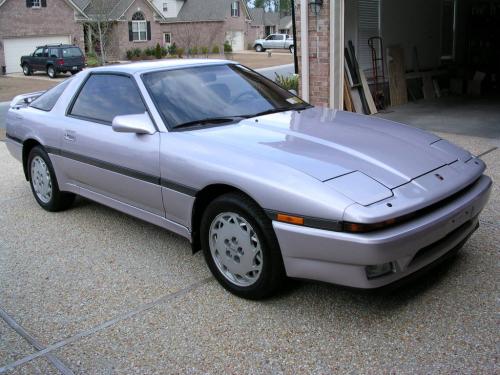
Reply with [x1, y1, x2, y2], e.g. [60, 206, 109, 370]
[0, 132, 498, 374]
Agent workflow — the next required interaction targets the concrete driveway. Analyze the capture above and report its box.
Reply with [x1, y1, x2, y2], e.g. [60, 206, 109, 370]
[0, 131, 498, 374]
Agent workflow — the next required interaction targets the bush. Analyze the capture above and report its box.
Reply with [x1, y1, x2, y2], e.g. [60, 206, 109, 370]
[275, 73, 299, 92]
[177, 47, 184, 58]
[126, 49, 133, 60]
[155, 43, 162, 59]
[211, 45, 220, 54]
[224, 41, 232, 53]
[132, 48, 142, 58]
[188, 46, 198, 56]
[168, 43, 177, 56]
[86, 52, 100, 67]
[144, 47, 154, 56]
[161, 46, 168, 57]
[247, 43, 253, 50]
[201, 46, 209, 57]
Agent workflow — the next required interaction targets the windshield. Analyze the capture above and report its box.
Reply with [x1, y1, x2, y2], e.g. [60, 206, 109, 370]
[142, 64, 308, 129]
[62, 47, 82, 57]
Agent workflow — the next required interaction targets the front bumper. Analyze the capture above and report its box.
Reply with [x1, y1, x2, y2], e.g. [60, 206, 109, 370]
[273, 175, 492, 288]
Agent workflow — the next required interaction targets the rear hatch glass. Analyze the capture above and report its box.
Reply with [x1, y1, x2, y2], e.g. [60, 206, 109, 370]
[62, 47, 83, 65]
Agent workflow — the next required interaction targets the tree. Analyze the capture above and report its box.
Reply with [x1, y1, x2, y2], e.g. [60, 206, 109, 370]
[85, 0, 115, 65]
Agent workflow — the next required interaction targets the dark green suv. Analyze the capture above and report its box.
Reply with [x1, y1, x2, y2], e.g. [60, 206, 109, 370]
[20, 44, 85, 78]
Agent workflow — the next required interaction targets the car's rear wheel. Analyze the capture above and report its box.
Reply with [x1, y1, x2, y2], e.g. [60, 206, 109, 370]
[47, 65, 57, 79]
[28, 146, 74, 212]
[201, 193, 286, 299]
[22, 63, 32, 76]
[255, 44, 265, 52]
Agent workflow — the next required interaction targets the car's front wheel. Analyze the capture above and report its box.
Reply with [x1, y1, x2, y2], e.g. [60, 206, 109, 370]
[28, 146, 74, 212]
[255, 44, 265, 52]
[47, 65, 57, 79]
[22, 63, 32, 76]
[201, 193, 286, 299]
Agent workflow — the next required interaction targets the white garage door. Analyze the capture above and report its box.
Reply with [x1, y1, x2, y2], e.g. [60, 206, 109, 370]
[226, 31, 244, 52]
[4, 35, 71, 74]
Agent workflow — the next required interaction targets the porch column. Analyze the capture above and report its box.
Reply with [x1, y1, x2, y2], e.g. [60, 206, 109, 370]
[329, 0, 344, 109]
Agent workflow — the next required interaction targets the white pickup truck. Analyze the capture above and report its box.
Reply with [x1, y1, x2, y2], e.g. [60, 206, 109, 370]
[253, 34, 294, 54]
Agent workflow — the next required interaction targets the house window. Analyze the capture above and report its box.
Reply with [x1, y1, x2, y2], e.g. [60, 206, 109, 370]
[163, 2, 168, 12]
[164, 33, 172, 46]
[31, 0, 41, 8]
[231, 1, 240, 17]
[132, 12, 147, 41]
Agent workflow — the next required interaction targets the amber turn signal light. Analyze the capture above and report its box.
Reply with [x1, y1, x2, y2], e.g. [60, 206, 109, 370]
[276, 213, 305, 225]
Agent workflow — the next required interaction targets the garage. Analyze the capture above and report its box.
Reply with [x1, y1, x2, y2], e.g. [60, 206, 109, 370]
[225, 31, 244, 52]
[3, 35, 71, 74]
[298, 0, 500, 139]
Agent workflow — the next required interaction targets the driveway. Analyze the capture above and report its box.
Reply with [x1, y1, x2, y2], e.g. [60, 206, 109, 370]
[0, 132, 498, 374]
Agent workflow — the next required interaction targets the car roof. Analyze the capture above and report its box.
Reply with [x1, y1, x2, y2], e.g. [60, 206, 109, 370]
[87, 59, 236, 75]
[36, 44, 79, 48]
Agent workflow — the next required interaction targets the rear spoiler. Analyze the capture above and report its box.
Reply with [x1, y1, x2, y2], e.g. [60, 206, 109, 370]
[10, 91, 46, 108]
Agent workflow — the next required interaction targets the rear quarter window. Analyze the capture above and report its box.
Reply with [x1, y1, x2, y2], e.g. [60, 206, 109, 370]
[30, 79, 72, 112]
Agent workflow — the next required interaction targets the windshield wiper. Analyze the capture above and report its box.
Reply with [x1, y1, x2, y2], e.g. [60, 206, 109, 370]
[173, 116, 244, 130]
[247, 105, 312, 118]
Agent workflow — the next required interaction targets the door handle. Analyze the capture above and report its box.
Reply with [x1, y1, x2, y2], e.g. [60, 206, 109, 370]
[64, 130, 76, 142]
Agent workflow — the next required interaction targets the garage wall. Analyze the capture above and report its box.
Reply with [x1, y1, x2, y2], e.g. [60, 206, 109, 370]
[381, 0, 442, 70]
[0, 0, 84, 71]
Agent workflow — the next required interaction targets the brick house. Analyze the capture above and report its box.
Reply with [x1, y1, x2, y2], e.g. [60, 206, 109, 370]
[247, 8, 292, 44]
[0, 0, 252, 73]
[0, 0, 87, 74]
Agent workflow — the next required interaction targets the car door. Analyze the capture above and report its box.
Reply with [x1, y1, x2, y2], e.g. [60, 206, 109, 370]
[61, 72, 164, 216]
[32, 47, 44, 70]
[262, 35, 274, 49]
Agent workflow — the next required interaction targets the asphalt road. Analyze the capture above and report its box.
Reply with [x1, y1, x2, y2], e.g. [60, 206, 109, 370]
[0, 132, 498, 374]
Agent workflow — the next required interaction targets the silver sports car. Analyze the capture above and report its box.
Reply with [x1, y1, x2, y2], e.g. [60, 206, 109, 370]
[5, 60, 492, 299]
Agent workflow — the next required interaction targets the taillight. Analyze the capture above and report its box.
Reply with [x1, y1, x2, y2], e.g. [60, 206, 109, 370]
[56, 58, 64, 65]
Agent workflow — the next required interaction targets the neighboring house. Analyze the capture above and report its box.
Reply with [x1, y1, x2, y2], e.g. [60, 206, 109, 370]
[0, 0, 87, 74]
[0, 0, 252, 73]
[248, 8, 291, 42]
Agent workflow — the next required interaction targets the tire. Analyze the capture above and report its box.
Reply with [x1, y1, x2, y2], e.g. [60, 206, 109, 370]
[201, 193, 286, 299]
[22, 63, 32, 76]
[255, 44, 265, 53]
[289, 45, 295, 54]
[47, 65, 57, 79]
[28, 146, 75, 212]
[70, 70, 80, 75]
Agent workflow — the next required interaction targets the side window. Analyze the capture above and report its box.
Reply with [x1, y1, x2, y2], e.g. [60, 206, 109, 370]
[49, 48, 59, 58]
[42, 48, 48, 57]
[34, 48, 43, 57]
[30, 79, 72, 112]
[70, 74, 146, 124]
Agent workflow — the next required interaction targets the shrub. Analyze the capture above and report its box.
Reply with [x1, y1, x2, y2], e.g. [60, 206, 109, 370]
[224, 41, 232, 53]
[188, 46, 198, 56]
[86, 52, 100, 67]
[177, 47, 184, 58]
[144, 47, 154, 56]
[161, 46, 168, 57]
[201, 46, 209, 57]
[132, 48, 142, 58]
[168, 43, 177, 56]
[155, 43, 162, 59]
[126, 49, 133, 60]
[275, 73, 299, 92]
[211, 45, 220, 54]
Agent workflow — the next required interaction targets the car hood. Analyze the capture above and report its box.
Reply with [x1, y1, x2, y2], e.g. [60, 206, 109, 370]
[190, 107, 462, 190]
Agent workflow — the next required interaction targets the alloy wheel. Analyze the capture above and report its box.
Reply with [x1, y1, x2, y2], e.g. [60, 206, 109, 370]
[31, 156, 53, 203]
[209, 212, 263, 287]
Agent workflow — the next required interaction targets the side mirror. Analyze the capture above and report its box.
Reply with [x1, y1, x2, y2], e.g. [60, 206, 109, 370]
[112, 112, 155, 135]
[288, 89, 298, 96]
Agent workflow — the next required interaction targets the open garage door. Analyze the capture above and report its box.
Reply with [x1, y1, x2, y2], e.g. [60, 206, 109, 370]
[4, 35, 71, 74]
